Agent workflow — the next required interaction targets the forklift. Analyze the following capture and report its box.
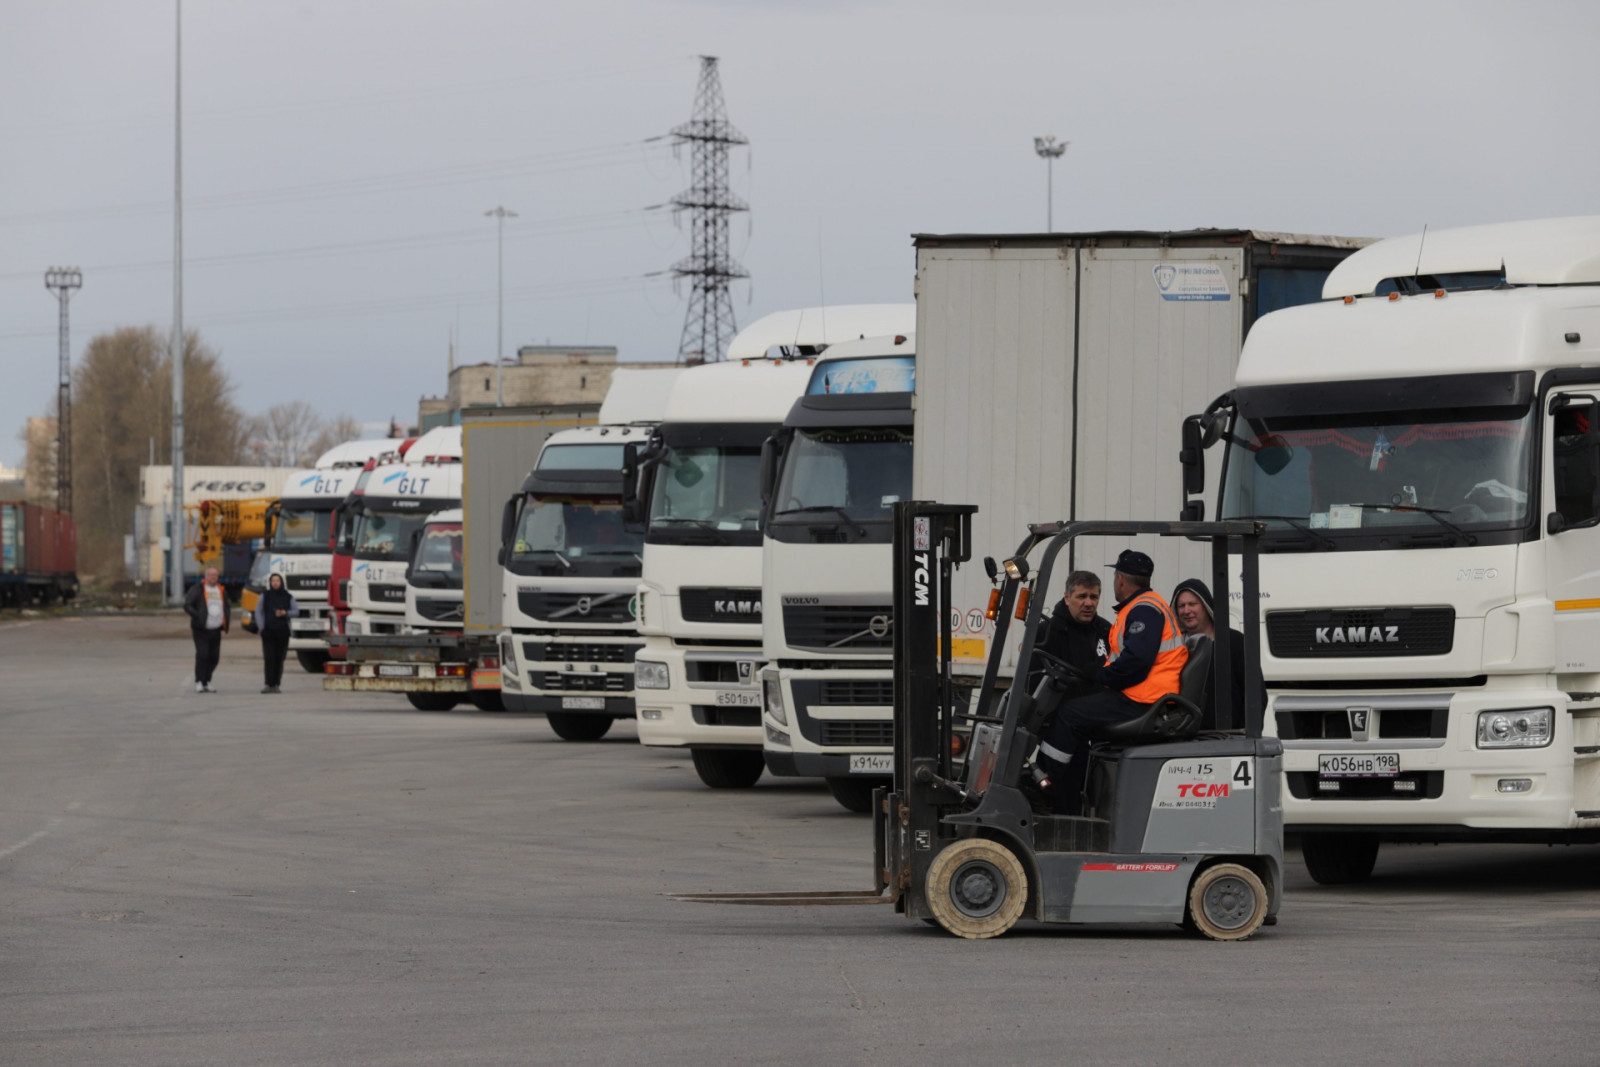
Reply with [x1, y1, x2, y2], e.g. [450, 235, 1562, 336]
[675, 501, 1283, 941]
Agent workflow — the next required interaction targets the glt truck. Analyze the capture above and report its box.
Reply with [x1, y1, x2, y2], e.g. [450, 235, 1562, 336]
[758, 333, 915, 811]
[630, 306, 913, 788]
[497, 370, 674, 740]
[1181, 216, 1600, 883]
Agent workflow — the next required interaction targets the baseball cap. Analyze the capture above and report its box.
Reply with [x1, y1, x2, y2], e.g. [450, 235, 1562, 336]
[1106, 549, 1154, 578]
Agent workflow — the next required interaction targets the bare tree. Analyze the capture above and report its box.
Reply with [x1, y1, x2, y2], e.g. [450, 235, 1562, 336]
[303, 413, 364, 464]
[245, 401, 325, 468]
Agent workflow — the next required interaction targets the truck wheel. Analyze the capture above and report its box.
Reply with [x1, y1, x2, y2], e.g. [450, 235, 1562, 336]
[825, 777, 885, 814]
[470, 691, 505, 712]
[1301, 832, 1380, 885]
[1187, 863, 1268, 941]
[690, 748, 764, 789]
[925, 838, 1027, 939]
[546, 712, 613, 741]
[405, 692, 459, 712]
[296, 650, 330, 674]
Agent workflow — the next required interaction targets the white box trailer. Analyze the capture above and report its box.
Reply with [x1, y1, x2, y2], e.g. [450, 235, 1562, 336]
[911, 229, 1367, 677]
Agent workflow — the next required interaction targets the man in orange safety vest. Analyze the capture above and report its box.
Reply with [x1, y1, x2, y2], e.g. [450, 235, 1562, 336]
[1034, 548, 1188, 814]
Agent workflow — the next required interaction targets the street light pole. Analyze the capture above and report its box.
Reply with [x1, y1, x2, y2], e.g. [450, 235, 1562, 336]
[484, 205, 517, 406]
[169, 0, 186, 606]
[1033, 136, 1069, 232]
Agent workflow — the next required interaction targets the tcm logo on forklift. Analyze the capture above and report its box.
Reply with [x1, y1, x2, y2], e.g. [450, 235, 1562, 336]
[1153, 758, 1255, 810]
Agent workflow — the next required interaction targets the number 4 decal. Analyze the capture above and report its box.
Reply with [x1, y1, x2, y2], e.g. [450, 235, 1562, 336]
[1232, 758, 1255, 789]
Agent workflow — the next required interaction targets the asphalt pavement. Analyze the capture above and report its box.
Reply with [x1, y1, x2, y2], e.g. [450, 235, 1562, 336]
[3, 615, 1598, 1065]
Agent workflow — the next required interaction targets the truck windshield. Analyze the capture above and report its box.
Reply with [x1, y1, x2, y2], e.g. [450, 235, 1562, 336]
[511, 495, 642, 570]
[353, 508, 430, 561]
[413, 522, 463, 582]
[1220, 406, 1535, 546]
[272, 506, 332, 551]
[647, 446, 763, 543]
[772, 428, 912, 522]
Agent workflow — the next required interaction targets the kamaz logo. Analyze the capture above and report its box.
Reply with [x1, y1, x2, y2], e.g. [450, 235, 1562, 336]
[913, 552, 930, 607]
[1315, 625, 1399, 645]
[715, 598, 760, 615]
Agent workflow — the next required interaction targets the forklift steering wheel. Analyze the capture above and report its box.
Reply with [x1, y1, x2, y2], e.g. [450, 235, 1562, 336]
[1032, 649, 1085, 686]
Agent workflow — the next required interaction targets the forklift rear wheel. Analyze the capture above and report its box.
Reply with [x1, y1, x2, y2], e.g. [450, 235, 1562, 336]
[1187, 863, 1268, 941]
[546, 712, 614, 741]
[690, 748, 765, 788]
[296, 650, 329, 674]
[925, 838, 1028, 939]
[406, 692, 459, 712]
[1300, 832, 1380, 885]
[470, 690, 505, 712]
[824, 777, 884, 814]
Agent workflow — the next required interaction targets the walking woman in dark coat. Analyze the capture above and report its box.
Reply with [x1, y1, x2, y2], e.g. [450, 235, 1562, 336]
[258, 572, 297, 694]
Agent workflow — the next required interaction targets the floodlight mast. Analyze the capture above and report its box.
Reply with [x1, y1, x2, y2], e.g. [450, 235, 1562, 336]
[1033, 136, 1069, 232]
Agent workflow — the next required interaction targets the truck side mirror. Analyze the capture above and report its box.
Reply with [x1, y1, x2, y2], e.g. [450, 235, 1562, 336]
[621, 442, 642, 528]
[405, 528, 423, 581]
[1548, 512, 1568, 536]
[1180, 416, 1206, 497]
[759, 435, 780, 505]
[1253, 435, 1294, 477]
[499, 496, 519, 566]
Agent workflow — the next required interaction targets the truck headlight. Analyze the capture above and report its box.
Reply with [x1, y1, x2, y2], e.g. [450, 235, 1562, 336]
[635, 660, 669, 690]
[764, 678, 786, 725]
[1476, 707, 1553, 749]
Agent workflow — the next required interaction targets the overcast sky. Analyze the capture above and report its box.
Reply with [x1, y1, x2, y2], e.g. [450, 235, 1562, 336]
[2, 0, 1596, 468]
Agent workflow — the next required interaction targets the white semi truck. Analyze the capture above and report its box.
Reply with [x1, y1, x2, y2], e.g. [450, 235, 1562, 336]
[252, 438, 401, 671]
[1180, 216, 1600, 884]
[630, 306, 913, 788]
[496, 370, 676, 740]
[343, 426, 464, 639]
[758, 333, 916, 812]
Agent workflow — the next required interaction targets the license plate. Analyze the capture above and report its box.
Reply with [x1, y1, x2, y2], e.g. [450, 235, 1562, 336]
[376, 664, 416, 678]
[714, 690, 761, 707]
[562, 696, 605, 710]
[849, 754, 893, 774]
[1319, 752, 1400, 778]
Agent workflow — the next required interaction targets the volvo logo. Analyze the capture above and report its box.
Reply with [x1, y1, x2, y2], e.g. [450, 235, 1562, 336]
[868, 614, 891, 639]
[1315, 625, 1399, 645]
[576, 596, 592, 616]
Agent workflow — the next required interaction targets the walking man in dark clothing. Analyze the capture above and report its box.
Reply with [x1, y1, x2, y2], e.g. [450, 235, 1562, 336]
[183, 566, 230, 693]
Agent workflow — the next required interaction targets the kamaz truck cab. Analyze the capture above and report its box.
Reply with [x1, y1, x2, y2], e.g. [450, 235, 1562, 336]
[1181, 216, 1600, 884]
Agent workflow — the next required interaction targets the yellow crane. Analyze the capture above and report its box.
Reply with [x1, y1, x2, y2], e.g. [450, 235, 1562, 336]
[188, 498, 276, 570]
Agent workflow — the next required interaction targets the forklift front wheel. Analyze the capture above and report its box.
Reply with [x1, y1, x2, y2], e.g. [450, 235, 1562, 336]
[925, 838, 1028, 939]
[1186, 863, 1268, 941]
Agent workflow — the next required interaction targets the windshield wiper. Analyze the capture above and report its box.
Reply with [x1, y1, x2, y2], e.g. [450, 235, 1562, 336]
[1248, 514, 1337, 551]
[774, 505, 859, 524]
[1347, 503, 1478, 546]
[651, 516, 730, 544]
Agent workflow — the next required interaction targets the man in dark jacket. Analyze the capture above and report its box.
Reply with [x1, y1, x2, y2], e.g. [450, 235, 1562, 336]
[183, 566, 230, 693]
[1029, 570, 1112, 699]
[1172, 577, 1263, 730]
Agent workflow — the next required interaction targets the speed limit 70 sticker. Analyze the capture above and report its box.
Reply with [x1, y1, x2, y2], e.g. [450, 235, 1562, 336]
[1152, 757, 1255, 810]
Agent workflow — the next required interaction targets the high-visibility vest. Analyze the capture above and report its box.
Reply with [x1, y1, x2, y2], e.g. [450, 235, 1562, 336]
[1105, 589, 1188, 704]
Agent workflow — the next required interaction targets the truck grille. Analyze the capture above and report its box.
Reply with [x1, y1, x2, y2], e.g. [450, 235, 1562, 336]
[680, 587, 762, 624]
[528, 671, 629, 693]
[517, 591, 634, 623]
[819, 721, 894, 747]
[287, 575, 327, 593]
[1276, 708, 1448, 740]
[414, 597, 464, 623]
[820, 679, 894, 706]
[523, 640, 640, 665]
[370, 583, 407, 603]
[1267, 608, 1454, 658]
[783, 603, 893, 650]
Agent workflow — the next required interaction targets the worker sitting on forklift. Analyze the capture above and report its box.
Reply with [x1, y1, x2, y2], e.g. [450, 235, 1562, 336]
[1034, 549, 1188, 814]
[1026, 570, 1111, 699]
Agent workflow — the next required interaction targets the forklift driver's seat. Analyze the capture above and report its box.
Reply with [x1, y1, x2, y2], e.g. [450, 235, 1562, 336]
[1088, 635, 1212, 744]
